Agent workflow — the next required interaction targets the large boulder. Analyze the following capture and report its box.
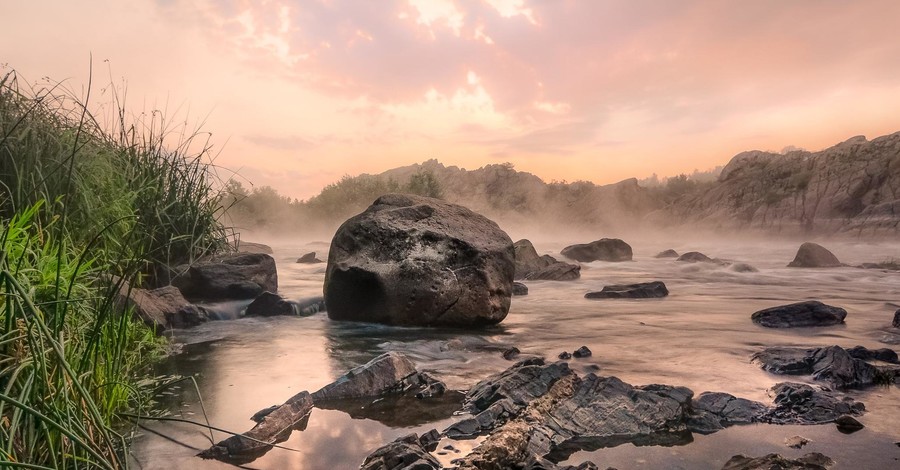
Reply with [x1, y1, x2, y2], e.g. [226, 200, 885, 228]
[751, 301, 847, 328]
[585, 281, 669, 299]
[117, 284, 208, 331]
[787, 242, 841, 268]
[514, 239, 580, 281]
[561, 238, 632, 262]
[323, 194, 515, 327]
[172, 253, 277, 301]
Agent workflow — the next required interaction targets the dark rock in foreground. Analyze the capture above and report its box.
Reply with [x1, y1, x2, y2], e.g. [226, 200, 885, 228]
[561, 238, 632, 262]
[722, 452, 834, 470]
[572, 346, 592, 358]
[465, 358, 574, 412]
[513, 282, 529, 296]
[752, 345, 899, 389]
[360, 433, 441, 470]
[173, 252, 277, 301]
[514, 239, 581, 281]
[834, 415, 864, 433]
[751, 301, 846, 328]
[296, 251, 323, 264]
[687, 392, 769, 434]
[788, 242, 841, 268]
[198, 391, 313, 465]
[676, 251, 716, 263]
[585, 281, 668, 299]
[117, 284, 208, 331]
[312, 351, 436, 402]
[245, 291, 294, 317]
[765, 382, 864, 424]
[655, 249, 679, 258]
[324, 194, 515, 327]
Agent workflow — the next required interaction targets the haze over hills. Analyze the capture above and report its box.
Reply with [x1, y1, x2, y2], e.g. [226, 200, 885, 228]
[228, 132, 900, 239]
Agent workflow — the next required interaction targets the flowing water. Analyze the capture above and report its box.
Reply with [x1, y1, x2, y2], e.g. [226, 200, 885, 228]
[129, 237, 900, 469]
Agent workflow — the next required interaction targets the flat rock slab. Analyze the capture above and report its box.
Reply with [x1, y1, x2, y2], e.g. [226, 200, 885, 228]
[722, 452, 834, 470]
[561, 238, 632, 262]
[788, 242, 841, 268]
[198, 391, 313, 465]
[312, 351, 421, 401]
[752, 345, 899, 389]
[751, 301, 847, 328]
[585, 281, 668, 299]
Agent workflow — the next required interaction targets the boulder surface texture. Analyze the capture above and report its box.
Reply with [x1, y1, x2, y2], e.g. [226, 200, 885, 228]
[324, 194, 515, 327]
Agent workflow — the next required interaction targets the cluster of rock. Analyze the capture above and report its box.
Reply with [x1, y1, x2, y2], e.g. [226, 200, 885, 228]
[514, 239, 580, 281]
[752, 345, 900, 389]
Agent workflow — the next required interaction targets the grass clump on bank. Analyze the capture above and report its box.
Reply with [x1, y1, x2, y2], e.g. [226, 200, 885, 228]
[0, 67, 230, 467]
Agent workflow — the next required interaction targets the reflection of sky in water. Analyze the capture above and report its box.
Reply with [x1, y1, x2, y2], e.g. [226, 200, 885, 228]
[130, 239, 900, 468]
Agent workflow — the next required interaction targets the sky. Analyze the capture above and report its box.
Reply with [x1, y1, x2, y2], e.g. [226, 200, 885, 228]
[3, 0, 900, 199]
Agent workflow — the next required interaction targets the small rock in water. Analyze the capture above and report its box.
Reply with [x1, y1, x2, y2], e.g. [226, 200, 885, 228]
[512, 282, 529, 296]
[502, 347, 521, 360]
[585, 281, 668, 299]
[559, 351, 573, 360]
[722, 453, 833, 470]
[731, 263, 758, 273]
[573, 345, 592, 358]
[835, 415, 864, 433]
[893, 309, 900, 328]
[418, 429, 440, 452]
[296, 251, 323, 264]
[677, 251, 715, 263]
[787, 242, 841, 268]
[750, 301, 847, 328]
[655, 249, 679, 258]
[785, 435, 810, 449]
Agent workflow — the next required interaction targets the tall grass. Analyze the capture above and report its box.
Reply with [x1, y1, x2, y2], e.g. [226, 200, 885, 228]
[0, 66, 231, 467]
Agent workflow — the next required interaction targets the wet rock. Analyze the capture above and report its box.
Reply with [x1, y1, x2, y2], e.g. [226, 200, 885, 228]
[722, 452, 834, 470]
[787, 242, 841, 268]
[731, 263, 759, 273]
[419, 429, 441, 452]
[752, 345, 899, 389]
[445, 398, 519, 439]
[765, 382, 865, 424]
[751, 301, 847, 328]
[294, 296, 327, 316]
[677, 251, 716, 263]
[655, 249, 679, 258]
[360, 433, 441, 470]
[323, 194, 515, 327]
[515, 239, 581, 281]
[558, 351, 572, 360]
[173, 252, 277, 301]
[465, 358, 574, 412]
[585, 281, 668, 299]
[687, 392, 769, 434]
[846, 345, 899, 363]
[572, 346, 592, 358]
[503, 347, 521, 360]
[244, 291, 294, 317]
[785, 435, 810, 449]
[198, 391, 313, 465]
[235, 241, 273, 254]
[117, 284, 207, 332]
[166, 305, 210, 329]
[312, 352, 421, 401]
[894, 309, 900, 328]
[834, 415, 864, 433]
[561, 238, 632, 262]
[513, 282, 529, 296]
[296, 251, 323, 264]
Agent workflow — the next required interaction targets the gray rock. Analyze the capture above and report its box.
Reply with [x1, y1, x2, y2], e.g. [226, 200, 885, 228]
[323, 194, 515, 327]
[513, 282, 529, 296]
[788, 242, 841, 268]
[312, 352, 420, 401]
[117, 284, 207, 332]
[296, 251, 323, 264]
[765, 382, 865, 424]
[785, 435, 810, 449]
[561, 238, 632, 262]
[751, 301, 847, 328]
[465, 358, 574, 412]
[655, 249, 679, 258]
[198, 391, 313, 465]
[418, 429, 441, 452]
[585, 281, 668, 299]
[845, 345, 899, 363]
[687, 392, 769, 434]
[722, 452, 834, 470]
[834, 415, 864, 433]
[173, 252, 277, 301]
[235, 241, 273, 254]
[558, 351, 572, 360]
[677, 251, 715, 263]
[244, 291, 294, 317]
[526, 262, 582, 281]
[360, 433, 441, 470]
[572, 346, 592, 358]
[894, 309, 900, 328]
[503, 347, 521, 360]
[752, 345, 898, 389]
[514, 239, 581, 281]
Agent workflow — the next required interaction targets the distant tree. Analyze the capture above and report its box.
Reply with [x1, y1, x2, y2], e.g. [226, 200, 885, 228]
[405, 169, 443, 199]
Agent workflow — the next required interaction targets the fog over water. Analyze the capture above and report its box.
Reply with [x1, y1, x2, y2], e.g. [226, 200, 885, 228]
[130, 236, 900, 469]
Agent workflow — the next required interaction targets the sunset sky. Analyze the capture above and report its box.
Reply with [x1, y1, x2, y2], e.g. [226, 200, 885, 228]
[3, 0, 900, 199]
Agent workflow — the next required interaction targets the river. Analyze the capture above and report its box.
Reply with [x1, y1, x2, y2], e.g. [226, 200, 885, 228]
[129, 237, 900, 469]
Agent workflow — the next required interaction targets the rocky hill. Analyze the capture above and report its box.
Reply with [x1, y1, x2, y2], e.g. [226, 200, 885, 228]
[665, 132, 900, 235]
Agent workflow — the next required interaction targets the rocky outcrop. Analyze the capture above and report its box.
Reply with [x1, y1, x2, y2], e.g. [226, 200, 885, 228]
[172, 253, 277, 301]
[751, 301, 847, 328]
[360, 434, 441, 470]
[561, 238, 632, 262]
[722, 453, 834, 470]
[585, 281, 668, 299]
[752, 345, 899, 389]
[513, 239, 580, 281]
[323, 194, 515, 327]
[296, 252, 323, 264]
[788, 242, 841, 268]
[465, 358, 574, 412]
[117, 284, 208, 331]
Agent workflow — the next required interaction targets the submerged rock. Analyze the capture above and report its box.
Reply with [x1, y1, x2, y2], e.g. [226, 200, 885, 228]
[655, 249, 679, 258]
[514, 239, 581, 281]
[323, 194, 515, 327]
[245, 291, 294, 317]
[198, 391, 313, 465]
[296, 251, 323, 264]
[787, 242, 841, 268]
[751, 301, 847, 328]
[765, 382, 865, 424]
[513, 282, 529, 296]
[894, 309, 900, 328]
[585, 281, 668, 299]
[360, 433, 441, 470]
[731, 263, 759, 273]
[173, 252, 278, 301]
[676, 251, 716, 263]
[561, 238, 632, 262]
[752, 345, 899, 389]
[722, 452, 834, 470]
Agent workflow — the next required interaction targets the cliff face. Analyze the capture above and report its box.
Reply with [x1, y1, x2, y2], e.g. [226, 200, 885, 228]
[672, 132, 900, 235]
